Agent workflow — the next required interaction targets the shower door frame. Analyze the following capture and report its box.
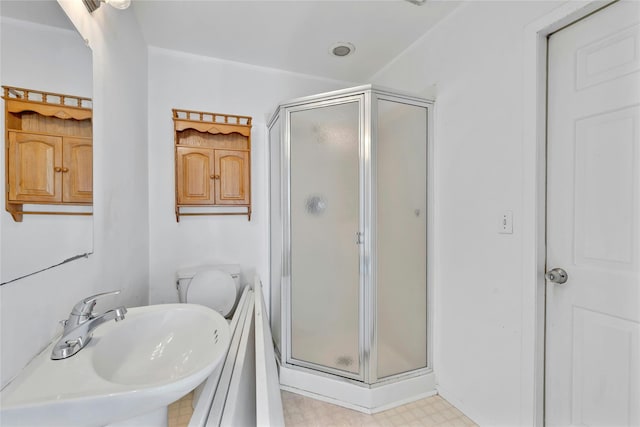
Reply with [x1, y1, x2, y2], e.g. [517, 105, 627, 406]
[281, 91, 371, 382]
[274, 85, 434, 388]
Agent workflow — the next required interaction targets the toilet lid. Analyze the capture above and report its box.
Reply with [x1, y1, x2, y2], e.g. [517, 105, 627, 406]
[187, 270, 237, 317]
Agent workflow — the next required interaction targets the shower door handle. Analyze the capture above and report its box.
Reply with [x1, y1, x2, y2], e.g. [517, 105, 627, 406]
[356, 232, 364, 245]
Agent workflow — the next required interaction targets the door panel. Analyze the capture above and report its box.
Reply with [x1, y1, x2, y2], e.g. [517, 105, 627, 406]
[576, 21, 640, 90]
[8, 131, 62, 202]
[571, 308, 639, 427]
[176, 146, 214, 204]
[214, 150, 250, 205]
[63, 137, 93, 203]
[574, 107, 637, 269]
[546, 2, 640, 426]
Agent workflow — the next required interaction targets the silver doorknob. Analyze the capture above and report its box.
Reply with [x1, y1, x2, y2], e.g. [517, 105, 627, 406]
[545, 268, 568, 284]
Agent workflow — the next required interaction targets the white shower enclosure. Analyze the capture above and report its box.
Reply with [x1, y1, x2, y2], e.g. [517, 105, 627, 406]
[269, 85, 434, 410]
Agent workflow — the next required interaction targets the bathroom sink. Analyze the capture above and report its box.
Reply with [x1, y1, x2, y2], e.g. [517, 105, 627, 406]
[92, 304, 226, 386]
[0, 304, 230, 427]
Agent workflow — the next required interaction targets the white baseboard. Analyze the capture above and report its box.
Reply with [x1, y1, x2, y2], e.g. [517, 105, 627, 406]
[437, 385, 483, 426]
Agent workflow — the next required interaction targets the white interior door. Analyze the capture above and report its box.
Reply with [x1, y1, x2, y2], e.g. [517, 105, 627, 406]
[546, 2, 640, 426]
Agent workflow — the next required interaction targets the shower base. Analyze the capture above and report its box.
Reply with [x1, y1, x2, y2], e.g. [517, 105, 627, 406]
[279, 364, 436, 414]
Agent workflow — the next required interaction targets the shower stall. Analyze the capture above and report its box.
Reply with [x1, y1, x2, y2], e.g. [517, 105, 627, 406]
[268, 85, 434, 411]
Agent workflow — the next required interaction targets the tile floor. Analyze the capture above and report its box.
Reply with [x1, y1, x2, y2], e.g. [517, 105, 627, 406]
[282, 391, 476, 427]
[168, 389, 476, 427]
[168, 391, 194, 427]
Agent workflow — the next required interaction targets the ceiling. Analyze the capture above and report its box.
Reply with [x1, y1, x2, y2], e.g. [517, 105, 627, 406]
[131, 0, 461, 82]
[0, 0, 461, 83]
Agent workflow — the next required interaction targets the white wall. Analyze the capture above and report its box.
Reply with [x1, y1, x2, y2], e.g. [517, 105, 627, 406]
[371, 1, 561, 425]
[147, 47, 353, 307]
[0, 17, 93, 284]
[0, 18, 91, 93]
[0, 1, 149, 388]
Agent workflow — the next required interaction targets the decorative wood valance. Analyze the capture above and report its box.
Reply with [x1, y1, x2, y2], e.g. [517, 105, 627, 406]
[2, 86, 92, 121]
[172, 109, 251, 137]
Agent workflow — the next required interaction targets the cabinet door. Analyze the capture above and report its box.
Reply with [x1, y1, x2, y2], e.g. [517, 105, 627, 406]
[63, 137, 93, 203]
[7, 131, 62, 202]
[176, 146, 215, 205]
[214, 150, 250, 205]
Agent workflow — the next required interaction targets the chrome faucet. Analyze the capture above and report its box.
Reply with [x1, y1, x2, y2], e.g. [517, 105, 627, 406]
[51, 290, 127, 360]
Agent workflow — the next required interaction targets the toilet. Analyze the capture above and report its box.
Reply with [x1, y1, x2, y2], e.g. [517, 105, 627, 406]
[176, 264, 242, 318]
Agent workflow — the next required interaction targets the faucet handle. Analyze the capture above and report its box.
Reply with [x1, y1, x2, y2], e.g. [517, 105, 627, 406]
[71, 290, 121, 317]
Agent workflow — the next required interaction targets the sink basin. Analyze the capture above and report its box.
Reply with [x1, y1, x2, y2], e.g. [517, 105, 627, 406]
[92, 305, 226, 386]
[0, 304, 230, 426]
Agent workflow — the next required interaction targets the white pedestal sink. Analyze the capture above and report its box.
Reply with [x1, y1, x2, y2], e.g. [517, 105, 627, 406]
[0, 304, 230, 427]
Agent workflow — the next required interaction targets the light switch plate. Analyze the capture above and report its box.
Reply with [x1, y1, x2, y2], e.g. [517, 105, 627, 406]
[499, 210, 513, 234]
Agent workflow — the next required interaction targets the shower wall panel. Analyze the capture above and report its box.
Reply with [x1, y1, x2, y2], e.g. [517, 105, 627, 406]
[269, 116, 283, 355]
[375, 98, 428, 379]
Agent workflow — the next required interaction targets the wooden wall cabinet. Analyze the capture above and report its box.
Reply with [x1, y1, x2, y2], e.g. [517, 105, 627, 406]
[3, 86, 93, 222]
[173, 109, 252, 221]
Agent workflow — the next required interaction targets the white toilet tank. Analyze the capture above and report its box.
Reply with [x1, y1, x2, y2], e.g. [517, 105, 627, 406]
[176, 264, 241, 318]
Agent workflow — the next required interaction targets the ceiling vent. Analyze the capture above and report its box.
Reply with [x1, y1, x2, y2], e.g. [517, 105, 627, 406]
[330, 42, 355, 57]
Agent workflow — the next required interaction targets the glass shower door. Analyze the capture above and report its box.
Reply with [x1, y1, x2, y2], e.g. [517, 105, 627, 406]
[288, 98, 362, 378]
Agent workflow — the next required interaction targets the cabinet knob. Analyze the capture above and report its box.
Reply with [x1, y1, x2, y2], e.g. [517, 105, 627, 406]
[212, 174, 220, 180]
[54, 167, 62, 173]
[62, 167, 69, 173]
